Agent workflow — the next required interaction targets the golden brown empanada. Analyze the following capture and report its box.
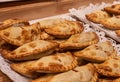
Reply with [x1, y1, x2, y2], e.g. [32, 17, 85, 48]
[74, 41, 117, 62]
[95, 57, 120, 77]
[5, 40, 58, 61]
[0, 23, 41, 46]
[0, 18, 29, 30]
[100, 15, 120, 30]
[30, 64, 97, 82]
[39, 18, 66, 30]
[104, 4, 120, 15]
[86, 10, 111, 23]
[28, 52, 78, 73]
[59, 32, 99, 50]
[44, 20, 83, 39]
[10, 61, 41, 78]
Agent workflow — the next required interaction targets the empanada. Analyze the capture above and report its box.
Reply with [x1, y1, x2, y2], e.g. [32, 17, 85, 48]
[100, 15, 120, 30]
[39, 18, 66, 30]
[59, 32, 99, 50]
[0, 18, 29, 30]
[10, 61, 41, 78]
[86, 10, 111, 23]
[6, 40, 58, 61]
[30, 64, 97, 82]
[95, 57, 120, 77]
[104, 4, 120, 15]
[45, 20, 83, 39]
[74, 41, 117, 62]
[0, 23, 41, 46]
[28, 52, 78, 73]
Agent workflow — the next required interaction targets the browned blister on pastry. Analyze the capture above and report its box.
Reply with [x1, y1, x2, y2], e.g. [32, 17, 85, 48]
[100, 15, 120, 30]
[59, 32, 99, 50]
[86, 10, 111, 23]
[6, 40, 58, 61]
[74, 41, 117, 62]
[104, 4, 120, 15]
[0, 18, 29, 30]
[39, 18, 67, 30]
[30, 64, 98, 82]
[95, 57, 120, 77]
[10, 61, 41, 78]
[44, 20, 83, 39]
[0, 23, 41, 46]
[28, 52, 78, 73]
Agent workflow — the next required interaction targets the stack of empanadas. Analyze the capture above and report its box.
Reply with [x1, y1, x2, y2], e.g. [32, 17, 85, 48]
[86, 4, 120, 37]
[0, 18, 119, 82]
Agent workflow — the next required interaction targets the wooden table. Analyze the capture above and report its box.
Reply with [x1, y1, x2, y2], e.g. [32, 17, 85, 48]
[0, 0, 115, 81]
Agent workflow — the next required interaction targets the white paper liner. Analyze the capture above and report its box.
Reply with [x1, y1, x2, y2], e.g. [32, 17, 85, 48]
[0, 7, 120, 82]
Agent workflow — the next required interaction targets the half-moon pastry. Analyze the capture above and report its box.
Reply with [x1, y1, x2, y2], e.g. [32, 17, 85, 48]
[0, 18, 29, 30]
[59, 32, 99, 50]
[86, 10, 111, 23]
[28, 52, 78, 73]
[30, 64, 97, 82]
[0, 23, 41, 46]
[100, 15, 120, 30]
[104, 4, 120, 15]
[10, 61, 41, 78]
[74, 41, 117, 62]
[39, 18, 66, 30]
[5, 40, 58, 61]
[95, 57, 120, 77]
[45, 20, 83, 39]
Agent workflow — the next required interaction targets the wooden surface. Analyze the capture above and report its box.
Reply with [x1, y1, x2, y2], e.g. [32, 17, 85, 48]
[0, 0, 115, 21]
[0, 0, 115, 82]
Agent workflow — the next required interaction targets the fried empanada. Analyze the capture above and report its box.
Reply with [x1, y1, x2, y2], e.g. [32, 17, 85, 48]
[28, 52, 78, 73]
[45, 20, 83, 39]
[86, 10, 111, 23]
[0, 23, 41, 46]
[100, 15, 120, 30]
[59, 32, 99, 50]
[6, 40, 58, 61]
[95, 57, 120, 77]
[0, 19, 29, 30]
[30, 64, 97, 82]
[74, 41, 117, 62]
[39, 18, 66, 30]
[115, 30, 120, 37]
[104, 4, 120, 15]
[10, 61, 41, 78]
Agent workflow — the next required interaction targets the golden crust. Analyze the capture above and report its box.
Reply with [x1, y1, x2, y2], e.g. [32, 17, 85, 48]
[100, 15, 120, 30]
[28, 52, 78, 73]
[86, 10, 111, 23]
[98, 77, 120, 82]
[0, 23, 41, 46]
[115, 30, 120, 37]
[0, 18, 29, 30]
[104, 4, 120, 15]
[10, 61, 41, 78]
[39, 18, 67, 30]
[74, 41, 117, 62]
[59, 32, 99, 50]
[45, 20, 83, 39]
[30, 64, 98, 82]
[6, 40, 58, 61]
[95, 57, 120, 77]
